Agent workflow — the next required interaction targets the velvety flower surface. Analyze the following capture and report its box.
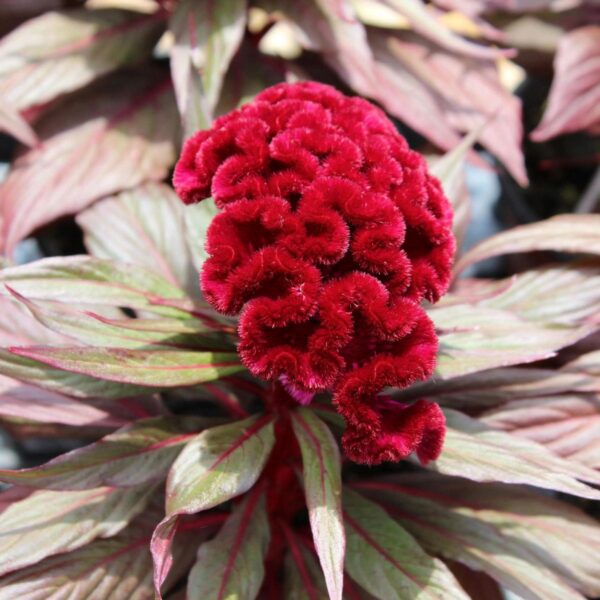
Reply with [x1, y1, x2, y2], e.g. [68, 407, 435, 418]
[174, 82, 455, 465]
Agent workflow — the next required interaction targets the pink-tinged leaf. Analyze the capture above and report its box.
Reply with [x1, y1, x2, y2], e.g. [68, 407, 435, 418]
[291, 408, 345, 600]
[0, 486, 33, 515]
[0, 8, 164, 112]
[481, 395, 600, 469]
[476, 261, 600, 326]
[169, 0, 247, 134]
[343, 489, 469, 600]
[151, 516, 179, 598]
[9, 290, 232, 350]
[0, 256, 188, 315]
[432, 0, 585, 13]
[0, 99, 37, 147]
[430, 304, 595, 379]
[432, 409, 600, 498]
[77, 183, 199, 297]
[9, 346, 243, 387]
[370, 31, 526, 185]
[356, 475, 598, 599]
[0, 372, 112, 425]
[282, 0, 461, 151]
[0, 508, 197, 600]
[378, 0, 512, 59]
[187, 487, 270, 600]
[0, 295, 68, 346]
[0, 484, 155, 576]
[531, 26, 600, 141]
[151, 416, 275, 595]
[398, 364, 598, 410]
[430, 129, 481, 248]
[0, 349, 147, 399]
[0, 416, 206, 489]
[0, 70, 179, 254]
[283, 1, 526, 182]
[454, 215, 600, 275]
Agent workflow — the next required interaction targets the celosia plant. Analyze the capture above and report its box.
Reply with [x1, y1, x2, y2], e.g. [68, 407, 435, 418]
[174, 81, 454, 465]
[0, 1, 599, 600]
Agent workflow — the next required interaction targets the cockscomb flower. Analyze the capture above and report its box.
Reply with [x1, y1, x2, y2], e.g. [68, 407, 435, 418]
[174, 82, 455, 465]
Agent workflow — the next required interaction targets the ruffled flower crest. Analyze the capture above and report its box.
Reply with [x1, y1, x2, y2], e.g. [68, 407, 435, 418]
[174, 82, 455, 465]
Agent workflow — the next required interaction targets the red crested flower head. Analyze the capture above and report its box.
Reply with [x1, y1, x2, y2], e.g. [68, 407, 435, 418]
[174, 82, 455, 465]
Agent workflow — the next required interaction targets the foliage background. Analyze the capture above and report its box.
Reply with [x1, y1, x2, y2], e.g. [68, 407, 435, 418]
[0, 0, 599, 599]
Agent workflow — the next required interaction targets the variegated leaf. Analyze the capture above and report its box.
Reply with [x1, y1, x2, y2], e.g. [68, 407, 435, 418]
[481, 395, 600, 469]
[0, 372, 113, 425]
[77, 183, 199, 297]
[0, 98, 37, 147]
[0, 8, 164, 112]
[432, 409, 600, 498]
[169, 0, 247, 134]
[292, 408, 344, 600]
[454, 215, 600, 275]
[0, 70, 178, 254]
[357, 475, 599, 599]
[10, 346, 243, 387]
[344, 489, 469, 600]
[0, 416, 205, 489]
[531, 26, 600, 141]
[187, 489, 270, 600]
[0, 484, 155, 576]
[0, 508, 197, 600]
[152, 416, 275, 595]
[0, 256, 187, 315]
[431, 304, 594, 379]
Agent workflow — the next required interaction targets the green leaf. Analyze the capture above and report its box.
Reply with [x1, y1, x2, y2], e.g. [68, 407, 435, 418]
[150, 415, 275, 595]
[169, 0, 247, 133]
[77, 182, 200, 298]
[0, 484, 155, 576]
[433, 409, 600, 499]
[455, 214, 600, 275]
[0, 416, 206, 490]
[166, 415, 275, 516]
[292, 408, 345, 600]
[0, 256, 187, 314]
[0, 9, 164, 111]
[356, 475, 595, 600]
[187, 488, 270, 600]
[10, 346, 243, 387]
[431, 304, 595, 379]
[343, 489, 469, 600]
